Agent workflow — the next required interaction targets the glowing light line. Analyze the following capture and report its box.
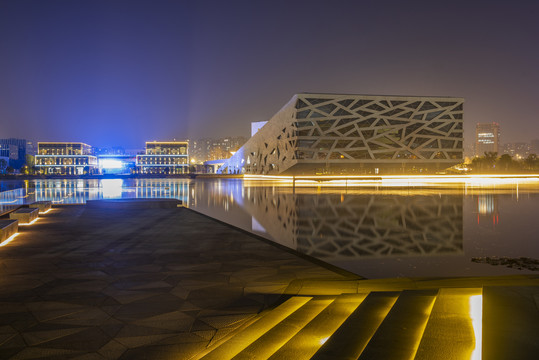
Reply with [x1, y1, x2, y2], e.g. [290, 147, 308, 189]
[470, 295, 483, 360]
[19, 218, 39, 226]
[0, 233, 19, 247]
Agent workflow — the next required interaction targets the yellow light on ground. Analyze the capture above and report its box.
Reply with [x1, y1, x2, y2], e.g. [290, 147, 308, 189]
[0, 233, 19, 247]
[470, 295, 483, 360]
[41, 208, 53, 214]
[19, 218, 39, 226]
[319, 336, 329, 345]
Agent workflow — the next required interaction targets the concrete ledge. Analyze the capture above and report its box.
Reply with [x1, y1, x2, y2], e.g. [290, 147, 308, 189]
[86, 198, 182, 209]
[29, 201, 52, 213]
[0, 219, 18, 242]
[9, 208, 39, 224]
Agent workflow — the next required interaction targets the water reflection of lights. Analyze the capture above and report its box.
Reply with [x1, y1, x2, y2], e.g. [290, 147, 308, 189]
[101, 179, 124, 199]
[0, 233, 19, 247]
[469, 295, 483, 360]
[243, 174, 539, 188]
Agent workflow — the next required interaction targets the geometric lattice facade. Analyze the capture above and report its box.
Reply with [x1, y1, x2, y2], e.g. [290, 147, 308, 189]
[240, 187, 463, 261]
[218, 93, 464, 175]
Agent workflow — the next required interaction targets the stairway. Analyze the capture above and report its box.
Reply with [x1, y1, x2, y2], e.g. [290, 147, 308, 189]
[195, 285, 539, 360]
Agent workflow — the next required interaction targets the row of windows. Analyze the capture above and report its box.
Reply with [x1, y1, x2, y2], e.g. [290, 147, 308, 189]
[38, 144, 92, 156]
[36, 157, 96, 165]
[137, 157, 188, 165]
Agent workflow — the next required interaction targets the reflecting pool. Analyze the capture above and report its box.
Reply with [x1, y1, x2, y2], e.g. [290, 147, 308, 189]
[1, 178, 538, 279]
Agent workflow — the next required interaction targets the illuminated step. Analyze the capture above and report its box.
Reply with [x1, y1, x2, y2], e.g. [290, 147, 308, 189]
[414, 288, 482, 360]
[200, 296, 312, 360]
[483, 286, 539, 360]
[267, 293, 368, 360]
[231, 297, 336, 360]
[358, 289, 438, 360]
[310, 291, 400, 360]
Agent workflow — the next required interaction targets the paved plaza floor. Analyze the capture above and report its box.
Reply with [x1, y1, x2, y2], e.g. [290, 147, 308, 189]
[0, 203, 356, 359]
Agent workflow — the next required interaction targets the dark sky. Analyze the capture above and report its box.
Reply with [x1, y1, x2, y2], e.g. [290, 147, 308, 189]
[1, 0, 538, 149]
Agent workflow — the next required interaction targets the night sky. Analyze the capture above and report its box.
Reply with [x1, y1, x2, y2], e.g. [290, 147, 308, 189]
[1, 0, 538, 149]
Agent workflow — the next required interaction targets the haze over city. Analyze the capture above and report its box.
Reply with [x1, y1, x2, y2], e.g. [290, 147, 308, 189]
[1, 0, 539, 149]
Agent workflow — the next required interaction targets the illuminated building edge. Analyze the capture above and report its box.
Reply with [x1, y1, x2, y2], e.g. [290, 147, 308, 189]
[35, 142, 97, 175]
[218, 93, 464, 175]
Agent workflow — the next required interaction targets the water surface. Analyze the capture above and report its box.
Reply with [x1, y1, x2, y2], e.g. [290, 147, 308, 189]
[1, 178, 538, 279]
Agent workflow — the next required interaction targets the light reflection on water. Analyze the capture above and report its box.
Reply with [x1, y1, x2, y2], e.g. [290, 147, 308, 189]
[1, 178, 538, 278]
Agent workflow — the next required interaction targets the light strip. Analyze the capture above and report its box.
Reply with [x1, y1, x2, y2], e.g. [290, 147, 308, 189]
[19, 218, 39, 226]
[469, 295, 483, 360]
[0, 233, 19, 247]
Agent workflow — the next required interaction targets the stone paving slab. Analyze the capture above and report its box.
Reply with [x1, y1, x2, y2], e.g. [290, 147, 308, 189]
[0, 204, 352, 359]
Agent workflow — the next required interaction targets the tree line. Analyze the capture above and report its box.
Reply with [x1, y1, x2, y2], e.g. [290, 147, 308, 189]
[469, 152, 539, 173]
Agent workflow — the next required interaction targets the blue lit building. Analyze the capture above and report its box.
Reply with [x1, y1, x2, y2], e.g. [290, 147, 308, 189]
[0, 138, 27, 169]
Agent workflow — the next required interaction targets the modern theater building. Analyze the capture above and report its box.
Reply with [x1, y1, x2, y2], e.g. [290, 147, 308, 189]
[218, 93, 464, 175]
[35, 142, 98, 175]
[136, 141, 189, 174]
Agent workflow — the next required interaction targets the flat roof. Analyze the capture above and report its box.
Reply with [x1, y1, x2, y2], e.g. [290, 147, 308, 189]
[297, 93, 464, 100]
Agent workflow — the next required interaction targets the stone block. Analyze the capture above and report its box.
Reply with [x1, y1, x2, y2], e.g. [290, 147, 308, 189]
[10, 208, 39, 224]
[29, 201, 52, 213]
[0, 219, 18, 242]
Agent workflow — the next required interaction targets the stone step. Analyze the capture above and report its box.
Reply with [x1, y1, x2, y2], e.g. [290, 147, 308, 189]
[414, 287, 482, 360]
[267, 293, 367, 360]
[232, 297, 336, 360]
[310, 291, 400, 360]
[357, 289, 438, 360]
[200, 296, 312, 360]
[483, 286, 539, 360]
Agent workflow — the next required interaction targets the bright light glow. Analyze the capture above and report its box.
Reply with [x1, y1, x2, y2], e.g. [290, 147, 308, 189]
[101, 179, 123, 198]
[0, 233, 19, 247]
[40, 208, 53, 214]
[243, 174, 539, 188]
[19, 217, 39, 226]
[100, 159, 124, 169]
[469, 295, 483, 360]
[319, 337, 329, 345]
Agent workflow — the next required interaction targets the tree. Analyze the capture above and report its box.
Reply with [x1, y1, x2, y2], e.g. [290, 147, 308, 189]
[0, 158, 7, 174]
[524, 154, 538, 171]
[497, 154, 515, 172]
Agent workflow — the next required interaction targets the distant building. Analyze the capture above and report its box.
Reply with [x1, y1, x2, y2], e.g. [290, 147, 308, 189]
[503, 142, 530, 159]
[475, 122, 500, 156]
[35, 142, 98, 175]
[136, 141, 189, 174]
[531, 139, 539, 155]
[190, 136, 248, 163]
[0, 138, 27, 169]
[218, 93, 464, 175]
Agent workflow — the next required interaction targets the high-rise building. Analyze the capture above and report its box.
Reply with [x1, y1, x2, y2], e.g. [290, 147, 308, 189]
[0, 138, 27, 169]
[218, 93, 464, 175]
[475, 123, 500, 157]
[136, 141, 189, 174]
[35, 142, 98, 175]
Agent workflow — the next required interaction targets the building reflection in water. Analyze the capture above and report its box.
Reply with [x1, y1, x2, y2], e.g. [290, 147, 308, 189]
[0, 179, 190, 205]
[190, 182, 464, 261]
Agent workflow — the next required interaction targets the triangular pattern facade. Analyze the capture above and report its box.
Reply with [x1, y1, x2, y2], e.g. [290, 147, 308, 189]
[218, 94, 464, 175]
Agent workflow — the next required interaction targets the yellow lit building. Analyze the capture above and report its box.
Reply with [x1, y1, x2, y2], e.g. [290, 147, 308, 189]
[35, 142, 98, 175]
[136, 141, 189, 174]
